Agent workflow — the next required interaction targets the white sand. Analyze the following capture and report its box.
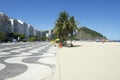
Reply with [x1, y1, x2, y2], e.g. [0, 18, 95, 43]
[56, 42, 120, 80]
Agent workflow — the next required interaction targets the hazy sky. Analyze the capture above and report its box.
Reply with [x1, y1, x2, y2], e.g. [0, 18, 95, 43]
[0, 0, 120, 40]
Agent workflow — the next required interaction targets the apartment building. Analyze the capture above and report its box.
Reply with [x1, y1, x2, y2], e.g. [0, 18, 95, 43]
[17, 20, 24, 34]
[12, 19, 19, 33]
[10, 18, 14, 33]
[0, 13, 11, 33]
[33, 30, 37, 36]
[23, 22, 29, 38]
[28, 24, 34, 36]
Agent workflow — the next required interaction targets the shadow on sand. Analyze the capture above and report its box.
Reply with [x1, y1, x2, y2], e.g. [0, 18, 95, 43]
[65, 44, 82, 47]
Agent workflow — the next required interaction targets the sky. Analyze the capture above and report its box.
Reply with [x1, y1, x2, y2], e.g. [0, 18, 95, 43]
[0, 0, 120, 40]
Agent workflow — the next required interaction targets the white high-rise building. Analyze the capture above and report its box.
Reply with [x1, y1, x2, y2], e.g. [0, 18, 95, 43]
[28, 24, 34, 36]
[23, 22, 29, 38]
[33, 30, 37, 36]
[10, 18, 14, 33]
[17, 20, 24, 34]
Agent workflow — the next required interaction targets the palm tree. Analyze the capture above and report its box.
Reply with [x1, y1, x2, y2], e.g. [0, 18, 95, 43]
[68, 16, 78, 46]
[54, 12, 69, 44]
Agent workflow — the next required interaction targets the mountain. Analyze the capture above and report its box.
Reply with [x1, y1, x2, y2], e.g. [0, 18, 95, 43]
[76, 27, 107, 41]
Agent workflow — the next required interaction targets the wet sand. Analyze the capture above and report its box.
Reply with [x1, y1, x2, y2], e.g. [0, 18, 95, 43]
[56, 42, 120, 80]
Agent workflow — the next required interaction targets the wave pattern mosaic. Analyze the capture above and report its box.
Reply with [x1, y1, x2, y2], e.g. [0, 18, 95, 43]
[0, 42, 57, 80]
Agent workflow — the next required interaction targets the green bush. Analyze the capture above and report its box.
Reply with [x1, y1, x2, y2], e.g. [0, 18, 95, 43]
[0, 31, 6, 42]
[27, 36, 36, 42]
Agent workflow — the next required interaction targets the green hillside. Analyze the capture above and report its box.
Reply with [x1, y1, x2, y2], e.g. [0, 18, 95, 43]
[76, 27, 107, 41]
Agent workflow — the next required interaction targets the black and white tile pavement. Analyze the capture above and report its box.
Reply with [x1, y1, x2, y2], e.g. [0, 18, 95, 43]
[0, 42, 58, 80]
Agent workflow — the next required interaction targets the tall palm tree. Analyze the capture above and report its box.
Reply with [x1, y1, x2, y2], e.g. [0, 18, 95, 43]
[54, 12, 69, 44]
[68, 16, 78, 46]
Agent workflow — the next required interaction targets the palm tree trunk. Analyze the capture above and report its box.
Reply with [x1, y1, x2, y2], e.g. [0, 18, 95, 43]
[70, 40, 73, 47]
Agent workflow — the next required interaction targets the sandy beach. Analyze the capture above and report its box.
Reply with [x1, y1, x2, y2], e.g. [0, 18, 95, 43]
[56, 42, 120, 80]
